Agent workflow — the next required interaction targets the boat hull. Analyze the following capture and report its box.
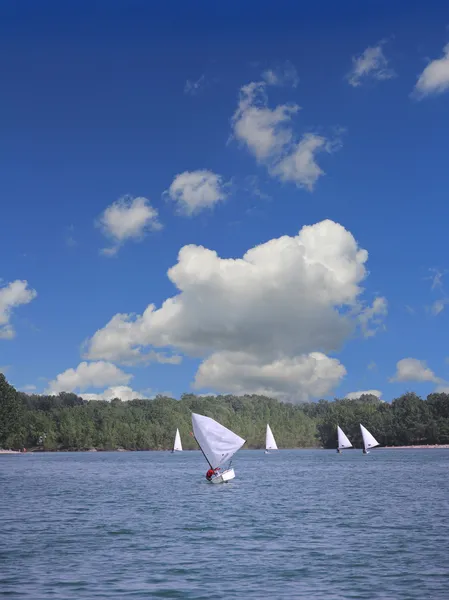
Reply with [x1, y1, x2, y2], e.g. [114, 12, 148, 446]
[210, 468, 235, 484]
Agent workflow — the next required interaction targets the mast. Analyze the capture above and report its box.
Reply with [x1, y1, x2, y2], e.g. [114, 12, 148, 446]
[192, 433, 213, 469]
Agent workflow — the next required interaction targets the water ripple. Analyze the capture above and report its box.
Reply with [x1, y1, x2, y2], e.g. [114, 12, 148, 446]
[1, 449, 448, 598]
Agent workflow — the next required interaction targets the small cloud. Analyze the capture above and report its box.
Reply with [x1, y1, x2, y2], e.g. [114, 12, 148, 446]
[429, 299, 448, 316]
[165, 170, 228, 216]
[405, 305, 415, 315]
[100, 246, 119, 258]
[0, 365, 11, 374]
[184, 75, 206, 96]
[262, 61, 299, 88]
[367, 361, 377, 371]
[426, 267, 446, 291]
[0, 280, 37, 339]
[46, 361, 132, 395]
[358, 296, 388, 338]
[231, 80, 342, 191]
[424, 268, 448, 316]
[96, 195, 162, 257]
[345, 389, 382, 400]
[346, 40, 396, 87]
[21, 384, 37, 392]
[390, 358, 441, 383]
[81, 385, 146, 402]
[412, 43, 449, 99]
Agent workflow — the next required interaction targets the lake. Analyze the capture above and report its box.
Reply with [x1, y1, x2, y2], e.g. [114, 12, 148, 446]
[1, 449, 448, 599]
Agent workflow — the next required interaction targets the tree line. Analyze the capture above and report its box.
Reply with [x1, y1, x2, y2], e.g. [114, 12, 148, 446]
[1, 373, 449, 451]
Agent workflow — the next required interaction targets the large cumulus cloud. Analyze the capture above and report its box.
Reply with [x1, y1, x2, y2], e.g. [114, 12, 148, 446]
[84, 219, 386, 402]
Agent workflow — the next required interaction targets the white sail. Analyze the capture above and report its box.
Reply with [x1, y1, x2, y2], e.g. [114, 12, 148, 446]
[360, 424, 379, 450]
[266, 424, 278, 450]
[173, 428, 182, 451]
[191, 413, 245, 469]
[337, 425, 352, 450]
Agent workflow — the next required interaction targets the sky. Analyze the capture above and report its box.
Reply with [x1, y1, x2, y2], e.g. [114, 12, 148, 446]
[2, 0, 449, 403]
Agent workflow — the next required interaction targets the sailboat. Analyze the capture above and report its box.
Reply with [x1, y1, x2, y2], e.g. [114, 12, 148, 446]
[336, 425, 352, 454]
[265, 424, 278, 454]
[172, 428, 182, 453]
[191, 413, 246, 484]
[360, 424, 379, 454]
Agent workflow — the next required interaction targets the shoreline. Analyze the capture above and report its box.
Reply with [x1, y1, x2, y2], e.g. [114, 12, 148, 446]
[378, 444, 449, 450]
[3, 444, 449, 453]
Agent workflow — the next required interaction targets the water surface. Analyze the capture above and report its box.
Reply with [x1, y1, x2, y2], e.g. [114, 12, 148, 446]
[1, 449, 448, 599]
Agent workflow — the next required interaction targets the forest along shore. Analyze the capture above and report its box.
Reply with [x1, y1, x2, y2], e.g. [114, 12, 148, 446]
[2, 372, 449, 452]
[3, 445, 449, 453]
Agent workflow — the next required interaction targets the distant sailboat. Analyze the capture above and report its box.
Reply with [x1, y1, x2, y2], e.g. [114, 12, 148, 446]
[360, 424, 379, 454]
[191, 413, 246, 484]
[172, 428, 182, 453]
[265, 424, 278, 454]
[337, 425, 352, 454]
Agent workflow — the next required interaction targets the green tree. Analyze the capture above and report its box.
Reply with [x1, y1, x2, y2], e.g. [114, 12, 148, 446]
[0, 373, 23, 448]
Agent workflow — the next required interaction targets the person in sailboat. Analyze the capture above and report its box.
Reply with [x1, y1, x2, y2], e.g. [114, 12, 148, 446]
[206, 467, 219, 481]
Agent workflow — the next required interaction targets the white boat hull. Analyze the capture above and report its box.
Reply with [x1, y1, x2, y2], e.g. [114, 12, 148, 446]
[210, 468, 235, 484]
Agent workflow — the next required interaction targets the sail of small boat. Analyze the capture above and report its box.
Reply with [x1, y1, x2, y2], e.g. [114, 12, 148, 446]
[360, 424, 379, 453]
[337, 425, 352, 452]
[191, 413, 245, 483]
[172, 428, 182, 452]
[265, 424, 278, 453]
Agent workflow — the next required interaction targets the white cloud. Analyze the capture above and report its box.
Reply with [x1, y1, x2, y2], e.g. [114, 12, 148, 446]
[270, 133, 334, 191]
[84, 329, 182, 365]
[194, 351, 346, 402]
[165, 170, 227, 216]
[347, 41, 395, 87]
[0, 280, 37, 339]
[97, 195, 162, 256]
[262, 61, 299, 87]
[46, 361, 132, 395]
[21, 384, 37, 392]
[231, 81, 339, 190]
[430, 299, 448, 316]
[367, 361, 377, 371]
[184, 75, 206, 96]
[81, 385, 146, 402]
[390, 358, 441, 383]
[358, 296, 388, 337]
[435, 384, 449, 394]
[345, 389, 382, 400]
[85, 219, 386, 402]
[413, 43, 449, 98]
[232, 81, 298, 161]
[427, 267, 445, 290]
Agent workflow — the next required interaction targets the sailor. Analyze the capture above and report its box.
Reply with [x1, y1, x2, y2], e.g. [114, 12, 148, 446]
[206, 468, 215, 480]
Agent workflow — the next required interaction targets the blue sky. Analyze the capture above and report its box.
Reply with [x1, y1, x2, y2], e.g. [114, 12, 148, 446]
[2, 0, 449, 402]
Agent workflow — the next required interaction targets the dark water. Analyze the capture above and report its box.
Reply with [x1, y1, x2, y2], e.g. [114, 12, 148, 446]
[1, 449, 449, 599]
